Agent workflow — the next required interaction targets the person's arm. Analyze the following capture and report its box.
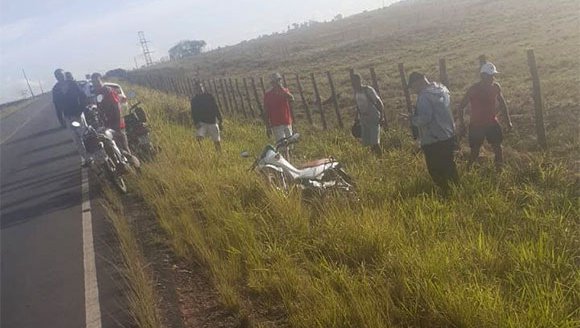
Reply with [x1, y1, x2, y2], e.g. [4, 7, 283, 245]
[411, 95, 433, 128]
[283, 88, 295, 102]
[496, 84, 513, 130]
[367, 87, 386, 124]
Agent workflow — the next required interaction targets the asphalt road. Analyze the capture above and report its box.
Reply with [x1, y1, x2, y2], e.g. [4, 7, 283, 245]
[1, 95, 129, 327]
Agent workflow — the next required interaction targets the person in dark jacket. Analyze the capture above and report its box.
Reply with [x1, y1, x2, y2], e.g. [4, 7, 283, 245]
[52, 68, 88, 164]
[190, 81, 223, 152]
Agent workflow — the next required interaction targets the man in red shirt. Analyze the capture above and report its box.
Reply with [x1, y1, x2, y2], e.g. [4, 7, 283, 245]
[457, 62, 513, 170]
[263, 73, 294, 157]
[91, 73, 130, 154]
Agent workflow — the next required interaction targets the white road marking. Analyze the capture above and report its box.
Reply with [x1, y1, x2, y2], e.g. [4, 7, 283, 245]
[81, 168, 102, 328]
[0, 100, 50, 145]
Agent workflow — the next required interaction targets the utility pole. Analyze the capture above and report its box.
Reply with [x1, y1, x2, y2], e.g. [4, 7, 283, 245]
[133, 56, 139, 69]
[138, 31, 153, 66]
[22, 69, 35, 98]
[39, 81, 44, 94]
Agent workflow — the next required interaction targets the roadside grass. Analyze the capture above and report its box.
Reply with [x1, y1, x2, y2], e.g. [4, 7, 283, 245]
[102, 187, 164, 328]
[121, 83, 579, 327]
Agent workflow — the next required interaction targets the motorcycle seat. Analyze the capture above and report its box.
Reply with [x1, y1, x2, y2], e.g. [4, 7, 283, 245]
[298, 158, 334, 169]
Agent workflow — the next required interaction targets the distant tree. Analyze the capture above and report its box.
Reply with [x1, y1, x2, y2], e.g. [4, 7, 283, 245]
[105, 68, 128, 79]
[333, 14, 343, 21]
[168, 40, 207, 60]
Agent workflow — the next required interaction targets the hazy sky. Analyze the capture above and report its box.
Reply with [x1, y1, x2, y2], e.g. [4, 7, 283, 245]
[0, 0, 399, 103]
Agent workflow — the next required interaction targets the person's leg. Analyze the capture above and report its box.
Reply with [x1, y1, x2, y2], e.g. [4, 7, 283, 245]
[425, 141, 451, 192]
[65, 116, 87, 161]
[443, 138, 460, 185]
[196, 123, 207, 145]
[487, 123, 504, 171]
[468, 127, 484, 169]
[209, 123, 222, 153]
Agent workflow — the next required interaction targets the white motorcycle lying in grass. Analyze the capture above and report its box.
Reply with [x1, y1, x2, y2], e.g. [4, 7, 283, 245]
[244, 134, 356, 198]
[72, 105, 131, 193]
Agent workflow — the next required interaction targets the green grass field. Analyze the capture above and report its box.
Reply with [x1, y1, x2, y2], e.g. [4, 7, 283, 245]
[114, 82, 579, 327]
[112, 0, 579, 326]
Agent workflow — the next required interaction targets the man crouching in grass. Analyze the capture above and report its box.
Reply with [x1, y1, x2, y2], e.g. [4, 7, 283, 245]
[191, 81, 223, 153]
[407, 72, 459, 194]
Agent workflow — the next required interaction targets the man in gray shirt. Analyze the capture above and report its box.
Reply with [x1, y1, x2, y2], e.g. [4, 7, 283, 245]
[407, 72, 459, 193]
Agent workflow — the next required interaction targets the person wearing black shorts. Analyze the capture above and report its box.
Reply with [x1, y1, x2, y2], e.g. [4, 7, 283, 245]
[457, 62, 513, 170]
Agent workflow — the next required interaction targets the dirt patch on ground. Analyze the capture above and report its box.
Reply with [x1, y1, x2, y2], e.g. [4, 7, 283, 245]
[120, 192, 244, 328]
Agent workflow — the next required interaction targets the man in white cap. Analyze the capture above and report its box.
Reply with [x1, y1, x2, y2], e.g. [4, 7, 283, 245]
[457, 61, 513, 170]
[263, 72, 294, 158]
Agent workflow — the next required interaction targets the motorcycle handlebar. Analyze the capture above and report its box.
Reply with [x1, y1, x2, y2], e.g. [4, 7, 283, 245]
[129, 102, 142, 111]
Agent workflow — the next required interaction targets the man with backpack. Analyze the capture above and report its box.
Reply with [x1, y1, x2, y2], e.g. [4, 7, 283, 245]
[352, 73, 386, 156]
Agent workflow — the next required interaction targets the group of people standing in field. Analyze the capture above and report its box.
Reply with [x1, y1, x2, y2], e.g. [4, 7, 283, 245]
[189, 61, 513, 194]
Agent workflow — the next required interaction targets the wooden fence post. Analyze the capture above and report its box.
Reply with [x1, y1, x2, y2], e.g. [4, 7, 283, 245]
[228, 78, 239, 114]
[295, 74, 313, 125]
[311, 72, 327, 130]
[259, 77, 266, 95]
[398, 63, 418, 139]
[282, 74, 296, 123]
[234, 78, 248, 118]
[250, 78, 265, 123]
[326, 71, 344, 129]
[219, 79, 231, 114]
[526, 49, 548, 150]
[439, 58, 450, 88]
[243, 78, 256, 118]
[210, 80, 223, 112]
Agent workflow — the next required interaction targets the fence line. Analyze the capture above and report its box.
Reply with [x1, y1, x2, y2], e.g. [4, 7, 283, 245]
[126, 51, 548, 149]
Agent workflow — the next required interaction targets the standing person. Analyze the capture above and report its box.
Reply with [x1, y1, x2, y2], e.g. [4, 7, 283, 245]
[52, 69, 67, 128]
[351, 73, 386, 156]
[65, 72, 75, 81]
[52, 68, 89, 164]
[90, 73, 131, 155]
[263, 73, 294, 158]
[407, 72, 459, 193]
[190, 81, 223, 153]
[457, 62, 513, 170]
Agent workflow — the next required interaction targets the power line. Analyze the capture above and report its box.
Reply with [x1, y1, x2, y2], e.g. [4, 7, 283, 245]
[138, 31, 153, 66]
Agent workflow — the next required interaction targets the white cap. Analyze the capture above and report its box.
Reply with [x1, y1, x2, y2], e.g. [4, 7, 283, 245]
[480, 62, 499, 75]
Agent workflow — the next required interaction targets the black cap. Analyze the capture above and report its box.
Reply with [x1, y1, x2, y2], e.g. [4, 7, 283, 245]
[407, 72, 425, 88]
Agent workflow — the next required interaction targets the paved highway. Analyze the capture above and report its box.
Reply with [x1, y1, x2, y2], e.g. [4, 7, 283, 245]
[1, 95, 129, 327]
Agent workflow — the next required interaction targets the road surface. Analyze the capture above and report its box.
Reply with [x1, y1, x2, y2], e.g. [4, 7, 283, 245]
[1, 95, 129, 327]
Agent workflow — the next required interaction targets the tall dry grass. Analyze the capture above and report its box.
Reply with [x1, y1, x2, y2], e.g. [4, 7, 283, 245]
[121, 83, 579, 327]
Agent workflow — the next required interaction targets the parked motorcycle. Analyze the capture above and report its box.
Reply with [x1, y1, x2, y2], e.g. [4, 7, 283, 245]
[73, 104, 131, 193]
[124, 92, 157, 162]
[244, 134, 356, 197]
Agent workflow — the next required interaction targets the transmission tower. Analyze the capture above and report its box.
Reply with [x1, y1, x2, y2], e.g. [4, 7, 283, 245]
[138, 31, 153, 66]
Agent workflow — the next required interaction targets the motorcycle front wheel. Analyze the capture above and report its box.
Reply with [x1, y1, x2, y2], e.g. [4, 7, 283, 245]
[259, 167, 288, 192]
[105, 157, 128, 194]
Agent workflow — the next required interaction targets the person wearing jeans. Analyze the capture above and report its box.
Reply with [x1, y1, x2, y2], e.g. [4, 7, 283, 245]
[408, 72, 459, 193]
